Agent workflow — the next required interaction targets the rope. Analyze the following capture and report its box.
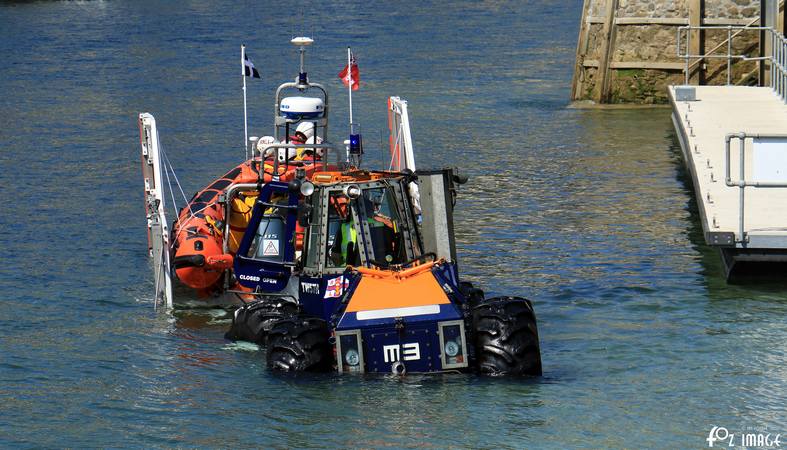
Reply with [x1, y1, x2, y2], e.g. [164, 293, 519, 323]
[156, 131, 217, 243]
[157, 132, 191, 210]
[156, 132, 207, 242]
[160, 146, 181, 230]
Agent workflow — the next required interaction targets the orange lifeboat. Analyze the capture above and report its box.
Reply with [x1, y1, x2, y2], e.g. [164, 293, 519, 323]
[170, 157, 326, 293]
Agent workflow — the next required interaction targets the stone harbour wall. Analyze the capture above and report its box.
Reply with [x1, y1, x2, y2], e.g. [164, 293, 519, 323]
[612, 0, 688, 17]
[572, 0, 764, 104]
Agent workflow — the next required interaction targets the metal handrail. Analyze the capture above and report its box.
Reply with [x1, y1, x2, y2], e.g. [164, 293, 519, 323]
[677, 25, 787, 100]
[683, 0, 787, 74]
[687, 18, 762, 71]
[724, 133, 787, 243]
[677, 25, 775, 86]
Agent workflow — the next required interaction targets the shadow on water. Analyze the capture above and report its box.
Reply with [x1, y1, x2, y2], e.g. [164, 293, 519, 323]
[172, 307, 232, 330]
[666, 128, 723, 275]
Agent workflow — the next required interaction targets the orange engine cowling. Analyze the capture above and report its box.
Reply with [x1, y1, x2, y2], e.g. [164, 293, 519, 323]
[173, 228, 233, 290]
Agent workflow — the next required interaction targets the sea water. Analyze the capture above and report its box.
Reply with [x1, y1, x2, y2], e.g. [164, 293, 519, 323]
[1, 1, 785, 447]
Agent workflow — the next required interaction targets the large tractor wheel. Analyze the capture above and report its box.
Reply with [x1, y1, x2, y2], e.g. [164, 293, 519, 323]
[472, 296, 542, 376]
[225, 299, 299, 344]
[266, 316, 332, 372]
[459, 281, 485, 307]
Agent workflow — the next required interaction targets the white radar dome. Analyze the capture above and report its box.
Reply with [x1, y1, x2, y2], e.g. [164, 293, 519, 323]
[280, 96, 324, 119]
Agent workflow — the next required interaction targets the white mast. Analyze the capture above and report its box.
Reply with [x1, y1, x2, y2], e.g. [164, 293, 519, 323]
[347, 47, 353, 131]
[242, 44, 249, 160]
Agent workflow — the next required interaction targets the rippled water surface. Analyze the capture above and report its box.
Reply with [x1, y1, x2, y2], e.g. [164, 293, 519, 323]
[2, 1, 785, 448]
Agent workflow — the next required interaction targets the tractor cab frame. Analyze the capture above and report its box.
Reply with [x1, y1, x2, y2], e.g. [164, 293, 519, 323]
[301, 177, 423, 277]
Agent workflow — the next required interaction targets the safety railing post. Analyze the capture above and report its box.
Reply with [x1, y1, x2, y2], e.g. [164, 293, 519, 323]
[686, 27, 691, 85]
[780, 40, 782, 99]
[771, 30, 776, 90]
[782, 35, 785, 102]
[738, 136, 746, 243]
[780, 33, 782, 98]
[677, 26, 682, 60]
[779, 32, 784, 100]
[776, 31, 779, 94]
[727, 26, 732, 85]
[776, 32, 779, 97]
[782, 35, 787, 102]
[775, 30, 779, 96]
[781, 34, 785, 101]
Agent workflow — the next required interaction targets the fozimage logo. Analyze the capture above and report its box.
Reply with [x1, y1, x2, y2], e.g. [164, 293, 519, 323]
[707, 425, 781, 448]
[707, 426, 732, 447]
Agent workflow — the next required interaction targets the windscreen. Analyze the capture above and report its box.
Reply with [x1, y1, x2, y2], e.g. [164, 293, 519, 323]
[246, 195, 288, 262]
[360, 187, 406, 265]
[325, 192, 361, 268]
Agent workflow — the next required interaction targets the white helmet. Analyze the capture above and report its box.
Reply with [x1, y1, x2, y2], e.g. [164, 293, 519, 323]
[303, 135, 324, 157]
[257, 136, 279, 157]
[280, 148, 298, 162]
[295, 122, 315, 140]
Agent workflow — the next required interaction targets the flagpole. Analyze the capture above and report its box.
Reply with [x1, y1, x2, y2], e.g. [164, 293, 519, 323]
[347, 47, 353, 131]
[242, 44, 249, 161]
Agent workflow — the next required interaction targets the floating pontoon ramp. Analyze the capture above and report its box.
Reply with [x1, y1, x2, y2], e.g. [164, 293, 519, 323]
[670, 85, 787, 279]
[669, 22, 787, 280]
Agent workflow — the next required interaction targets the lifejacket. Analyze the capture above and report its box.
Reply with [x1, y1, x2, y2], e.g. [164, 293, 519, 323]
[294, 136, 324, 161]
[340, 219, 357, 264]
[295, 222, 304, 252]
[228, 194, 257, 254]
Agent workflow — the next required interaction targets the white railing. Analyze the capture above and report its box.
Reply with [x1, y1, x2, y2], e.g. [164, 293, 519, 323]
[677, 25, 787, 102]
[724, 133, 787, 244]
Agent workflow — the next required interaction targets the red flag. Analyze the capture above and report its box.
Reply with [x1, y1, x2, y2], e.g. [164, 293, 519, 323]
[339, 54, 360, 91]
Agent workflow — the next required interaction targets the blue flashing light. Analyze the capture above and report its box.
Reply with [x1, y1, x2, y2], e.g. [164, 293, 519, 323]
[349, 133, 363, 155]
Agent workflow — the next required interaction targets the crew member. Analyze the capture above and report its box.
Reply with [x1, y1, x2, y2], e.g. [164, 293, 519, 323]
[329, 196, 358, 267]
[256, 136, 278, 158]
[290, 122, 323, 161]
[290, 122, 314, 144]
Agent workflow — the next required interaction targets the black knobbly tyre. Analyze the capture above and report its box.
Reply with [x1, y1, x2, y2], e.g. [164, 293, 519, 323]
[266, 316, 332, 372]
[458, 281, 485, 308]
[472, 296, 542, 376]
[225, 299, 299, 344]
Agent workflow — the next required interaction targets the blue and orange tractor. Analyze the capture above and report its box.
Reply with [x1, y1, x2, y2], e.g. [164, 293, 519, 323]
[226, 168, 542, 375]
